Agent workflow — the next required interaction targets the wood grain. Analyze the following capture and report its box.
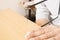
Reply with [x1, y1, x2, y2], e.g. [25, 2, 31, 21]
[0, 9, 40, 40]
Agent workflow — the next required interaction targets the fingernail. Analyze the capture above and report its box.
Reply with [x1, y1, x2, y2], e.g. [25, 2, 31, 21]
[30, 38, 35, 40]
[25, 32, 32, 38]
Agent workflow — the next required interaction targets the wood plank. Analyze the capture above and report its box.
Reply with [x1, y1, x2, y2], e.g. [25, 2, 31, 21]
[0, 9, 40, 40]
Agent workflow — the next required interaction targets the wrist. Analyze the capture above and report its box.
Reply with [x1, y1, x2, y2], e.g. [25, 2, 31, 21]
[36, 18, 49, 26]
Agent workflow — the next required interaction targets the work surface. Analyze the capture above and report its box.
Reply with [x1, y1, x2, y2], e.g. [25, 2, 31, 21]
[0, 9, 40, 40]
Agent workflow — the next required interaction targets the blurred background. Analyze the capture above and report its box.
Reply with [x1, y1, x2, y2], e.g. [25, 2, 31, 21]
[0, 0, 36, 22]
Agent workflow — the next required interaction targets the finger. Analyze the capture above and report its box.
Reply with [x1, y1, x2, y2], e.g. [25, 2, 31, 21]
[25, 25, 58, 40]
[25, 25, 58, 39]
[25, 27, 46, 39]
[33, 25, 58, 36]
[25, 27, 46, 40]
[44, 34, 60, 40]
[25, 30, 35, 39]
[29, 28, 60, 40]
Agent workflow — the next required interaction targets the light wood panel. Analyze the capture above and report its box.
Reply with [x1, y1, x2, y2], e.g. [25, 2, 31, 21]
[0, 9, 40, 40]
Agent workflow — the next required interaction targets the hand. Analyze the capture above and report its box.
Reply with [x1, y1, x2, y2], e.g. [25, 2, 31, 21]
[24, 2, 29, 8]
[25, 25, 60, 40]
[19, 1, 29, 9]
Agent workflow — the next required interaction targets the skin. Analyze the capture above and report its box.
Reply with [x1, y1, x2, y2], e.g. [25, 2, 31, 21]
[25, 24, 60, 40]
[19, 0, 34, 9]
[36, 19, 49, 26]
[19, 1, 60, 40]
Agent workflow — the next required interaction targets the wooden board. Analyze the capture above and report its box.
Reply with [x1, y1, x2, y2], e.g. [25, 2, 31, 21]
[0, 9, 40, 40]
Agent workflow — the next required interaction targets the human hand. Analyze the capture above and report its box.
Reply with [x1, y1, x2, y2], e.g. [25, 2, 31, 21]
[25, 25, 60, 40]
[24, 2, 29, 8]
[19, 1, 29, 9]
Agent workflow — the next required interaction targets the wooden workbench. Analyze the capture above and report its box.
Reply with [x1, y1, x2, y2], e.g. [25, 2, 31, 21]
[0, 9, 40, 40]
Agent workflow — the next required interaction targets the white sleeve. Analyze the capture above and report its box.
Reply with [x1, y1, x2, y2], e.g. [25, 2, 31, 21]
[36, 3, 50, 21]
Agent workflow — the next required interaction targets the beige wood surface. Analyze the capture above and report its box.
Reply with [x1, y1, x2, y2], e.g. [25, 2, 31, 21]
[0, 9, 40, 40]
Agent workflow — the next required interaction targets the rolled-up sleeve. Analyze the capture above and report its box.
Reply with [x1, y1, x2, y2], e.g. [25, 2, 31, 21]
[36, 3, 50, 21]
